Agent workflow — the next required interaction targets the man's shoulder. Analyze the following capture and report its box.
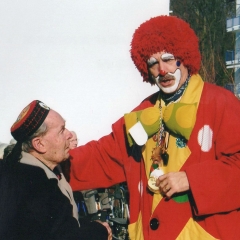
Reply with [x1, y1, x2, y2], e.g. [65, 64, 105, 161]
[19, 162, 48, 178]
[1, 161, 50, 186]
[133, 91, 159, 111]
[0, 162, 49, 209]
[144, 91, 159, 103]
[203, 82, 239, 102]
[200, 82, 240, 113]
[204, 82, 229, 92]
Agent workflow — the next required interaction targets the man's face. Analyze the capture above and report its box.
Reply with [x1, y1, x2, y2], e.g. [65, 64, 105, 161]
[69, 131, 78, 149]
[147, 51, 189, 94]
[41, 110, 72, 165]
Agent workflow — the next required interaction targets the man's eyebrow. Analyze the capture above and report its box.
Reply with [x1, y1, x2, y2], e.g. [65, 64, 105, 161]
[161, 53, 175, 60]
[59, 120, 66, 132]
[147, 57, 158, 66]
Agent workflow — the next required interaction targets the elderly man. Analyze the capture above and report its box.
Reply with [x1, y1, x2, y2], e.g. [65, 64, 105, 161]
[69, 15, 240, 240]
[69, 131, 78, 149]
[0, 100, 112, 240]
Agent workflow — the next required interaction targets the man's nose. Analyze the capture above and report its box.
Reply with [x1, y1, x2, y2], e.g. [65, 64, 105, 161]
[159, 69, 167, 76]
[157, 61, 167, 76]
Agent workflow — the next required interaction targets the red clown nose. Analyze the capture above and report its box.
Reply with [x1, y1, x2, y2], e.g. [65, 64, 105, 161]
[159, 69, 167, 76]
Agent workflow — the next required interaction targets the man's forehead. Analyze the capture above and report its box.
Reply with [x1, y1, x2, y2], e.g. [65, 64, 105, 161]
[45, 110, 65, 128]
[71, 132, 77, 138]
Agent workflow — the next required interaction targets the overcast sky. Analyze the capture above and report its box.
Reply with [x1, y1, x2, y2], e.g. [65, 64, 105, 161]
[0, 0, 169, 145]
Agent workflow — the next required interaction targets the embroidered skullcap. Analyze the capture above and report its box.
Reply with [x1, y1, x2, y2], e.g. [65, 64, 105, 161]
[11, 100, 50, 142]
[130, 15, 201, 83]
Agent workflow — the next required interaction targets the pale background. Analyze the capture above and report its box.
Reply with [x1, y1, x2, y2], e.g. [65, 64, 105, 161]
[0, 0, 169, 145]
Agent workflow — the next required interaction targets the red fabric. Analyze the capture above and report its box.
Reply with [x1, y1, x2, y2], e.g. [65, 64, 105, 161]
[184, 83, 240, 239]
[69, 82, 240, 239]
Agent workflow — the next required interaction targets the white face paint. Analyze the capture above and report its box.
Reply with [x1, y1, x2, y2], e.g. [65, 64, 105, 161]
[155, 68, 181, 93]
[147, 52, 182, 94]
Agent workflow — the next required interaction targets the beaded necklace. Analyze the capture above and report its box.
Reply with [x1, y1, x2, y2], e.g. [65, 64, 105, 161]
[151, 75, 190, 168]
[147, 75, 190, 193]
[150, 98, 169, 170]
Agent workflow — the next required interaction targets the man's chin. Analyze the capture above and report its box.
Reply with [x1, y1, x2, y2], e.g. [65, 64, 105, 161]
[63, 153, 70, 161]
[159, 84, 178, 94]
[155, 68, 181, 94]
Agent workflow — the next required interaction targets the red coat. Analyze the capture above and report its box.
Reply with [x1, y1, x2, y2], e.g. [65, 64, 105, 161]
[70, 76, 240, 239]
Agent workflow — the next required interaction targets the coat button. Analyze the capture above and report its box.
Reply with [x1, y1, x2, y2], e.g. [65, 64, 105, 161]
[150, 218, 159, 230]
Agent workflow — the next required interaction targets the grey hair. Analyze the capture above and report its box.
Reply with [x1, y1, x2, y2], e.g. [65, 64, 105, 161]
[22, 121, 48, 152]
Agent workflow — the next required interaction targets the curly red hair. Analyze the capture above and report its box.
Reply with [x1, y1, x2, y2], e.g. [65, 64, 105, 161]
[130, 15, 201, 84]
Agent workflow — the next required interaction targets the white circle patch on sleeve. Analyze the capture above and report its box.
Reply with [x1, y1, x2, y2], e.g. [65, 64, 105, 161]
[198, 125, 213, 152]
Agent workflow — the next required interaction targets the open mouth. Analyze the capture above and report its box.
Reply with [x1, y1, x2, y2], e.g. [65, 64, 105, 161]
[160, 79, 174, 87]
[154, 69, 181, 93]
[157, 75, 175, 86]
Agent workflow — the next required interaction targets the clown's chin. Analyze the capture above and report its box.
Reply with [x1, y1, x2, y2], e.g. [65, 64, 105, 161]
[159, 80, 179, 93]
[156, 69, 181, 94]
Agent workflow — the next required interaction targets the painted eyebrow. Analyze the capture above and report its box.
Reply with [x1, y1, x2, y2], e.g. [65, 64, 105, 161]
[161, 53, 175, 60]
[147, 57, 158, 66]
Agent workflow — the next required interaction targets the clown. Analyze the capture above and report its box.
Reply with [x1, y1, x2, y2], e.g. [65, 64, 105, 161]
[70, 16, 240, 239]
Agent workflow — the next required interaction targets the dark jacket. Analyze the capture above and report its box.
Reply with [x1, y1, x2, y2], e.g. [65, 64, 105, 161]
[0, 160, 108, 240]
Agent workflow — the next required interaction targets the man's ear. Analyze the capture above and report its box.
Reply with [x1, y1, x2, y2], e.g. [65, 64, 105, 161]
[31, 137, 46, 153]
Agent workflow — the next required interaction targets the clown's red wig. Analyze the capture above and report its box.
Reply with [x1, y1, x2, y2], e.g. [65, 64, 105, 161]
[130, 15, 201, 84]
